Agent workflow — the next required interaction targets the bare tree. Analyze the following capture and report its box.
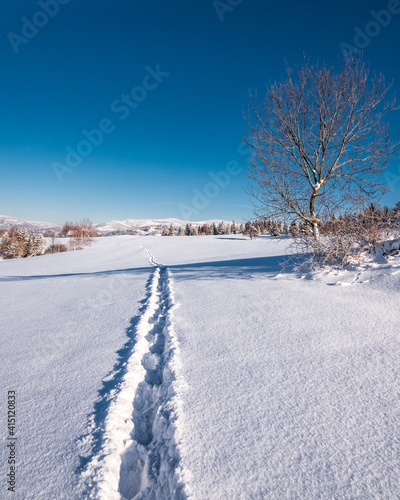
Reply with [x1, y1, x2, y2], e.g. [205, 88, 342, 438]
[244, 56, 399, 240]
[78, 218, 98, 248]
[61, 219, 99, 250]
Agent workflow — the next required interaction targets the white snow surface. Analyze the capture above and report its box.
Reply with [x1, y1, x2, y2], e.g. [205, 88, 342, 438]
[1, 235, 400, 499]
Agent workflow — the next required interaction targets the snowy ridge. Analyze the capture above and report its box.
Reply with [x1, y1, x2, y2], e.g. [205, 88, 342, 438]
[81, 249, 188, 499]
[0, 214, 61, 233]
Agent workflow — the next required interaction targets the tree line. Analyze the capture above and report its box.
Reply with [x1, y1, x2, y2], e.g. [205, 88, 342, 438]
[161, 221, 245, 236]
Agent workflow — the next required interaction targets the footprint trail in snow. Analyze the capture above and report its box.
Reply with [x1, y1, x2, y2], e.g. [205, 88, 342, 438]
[81, 249, 187, 499]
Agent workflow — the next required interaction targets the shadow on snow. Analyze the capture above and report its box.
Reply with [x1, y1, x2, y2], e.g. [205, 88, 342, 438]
[0, 255, 297, 283]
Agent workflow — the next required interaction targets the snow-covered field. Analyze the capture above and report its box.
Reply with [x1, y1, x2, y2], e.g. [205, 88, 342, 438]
[1, 235, 400, 499]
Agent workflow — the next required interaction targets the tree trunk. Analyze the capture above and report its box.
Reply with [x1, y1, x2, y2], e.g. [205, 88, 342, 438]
[312, 222, 320, 241]
[310, 190, 320, 241]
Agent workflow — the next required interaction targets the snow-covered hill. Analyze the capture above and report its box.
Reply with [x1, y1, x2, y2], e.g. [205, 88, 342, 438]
[1, 235, 400, 498]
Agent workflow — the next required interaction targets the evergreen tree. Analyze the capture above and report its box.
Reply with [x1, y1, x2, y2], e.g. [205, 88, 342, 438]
[26, 231, 36, 256]
[16, 228, 29, 257]
[231, 221, 237, 234]
[211, 222, 217, 235]
[239, 223, 245, 234]
[17, 228, 28, 244]
[178, 226, 185, 236]
[161, 227, 168, 236]
[248, 224, 259, 240]
[1, 228, 45, 258]
[299, 222, 313, 236]
[168, 224, 174, 236]
[218, 221, 226, 235]
[270, 222, 280, 237]
[0, 232, 17, 259]
[290, 220, 299, 237]
[31, 234, 45, 256]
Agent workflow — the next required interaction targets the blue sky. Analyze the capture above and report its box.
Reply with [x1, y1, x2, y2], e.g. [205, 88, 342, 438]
[1, 0, 399, 224]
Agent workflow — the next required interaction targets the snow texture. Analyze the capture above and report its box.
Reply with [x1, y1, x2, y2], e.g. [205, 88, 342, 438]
[1, 234, 400, 499]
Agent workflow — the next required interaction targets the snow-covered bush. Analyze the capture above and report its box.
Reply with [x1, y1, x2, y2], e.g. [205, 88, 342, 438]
[45, 243, 68, 254]
[292, 203, 400, 267]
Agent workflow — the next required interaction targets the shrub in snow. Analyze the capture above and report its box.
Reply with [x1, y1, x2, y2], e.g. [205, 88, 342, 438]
[45, 244, 68, 254]
[292, 203, 400, 267]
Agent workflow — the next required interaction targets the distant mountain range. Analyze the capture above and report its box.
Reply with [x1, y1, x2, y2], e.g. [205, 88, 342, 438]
[94, 218, 232, 235]
[0, 215, 62, 233]
[0, 215, 233, 236]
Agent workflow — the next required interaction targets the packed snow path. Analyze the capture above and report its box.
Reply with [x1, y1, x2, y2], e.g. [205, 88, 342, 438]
[81, 249, 186, 499]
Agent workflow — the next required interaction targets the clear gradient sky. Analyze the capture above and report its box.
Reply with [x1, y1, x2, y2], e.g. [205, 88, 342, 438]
[1, 0, 399, 224]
